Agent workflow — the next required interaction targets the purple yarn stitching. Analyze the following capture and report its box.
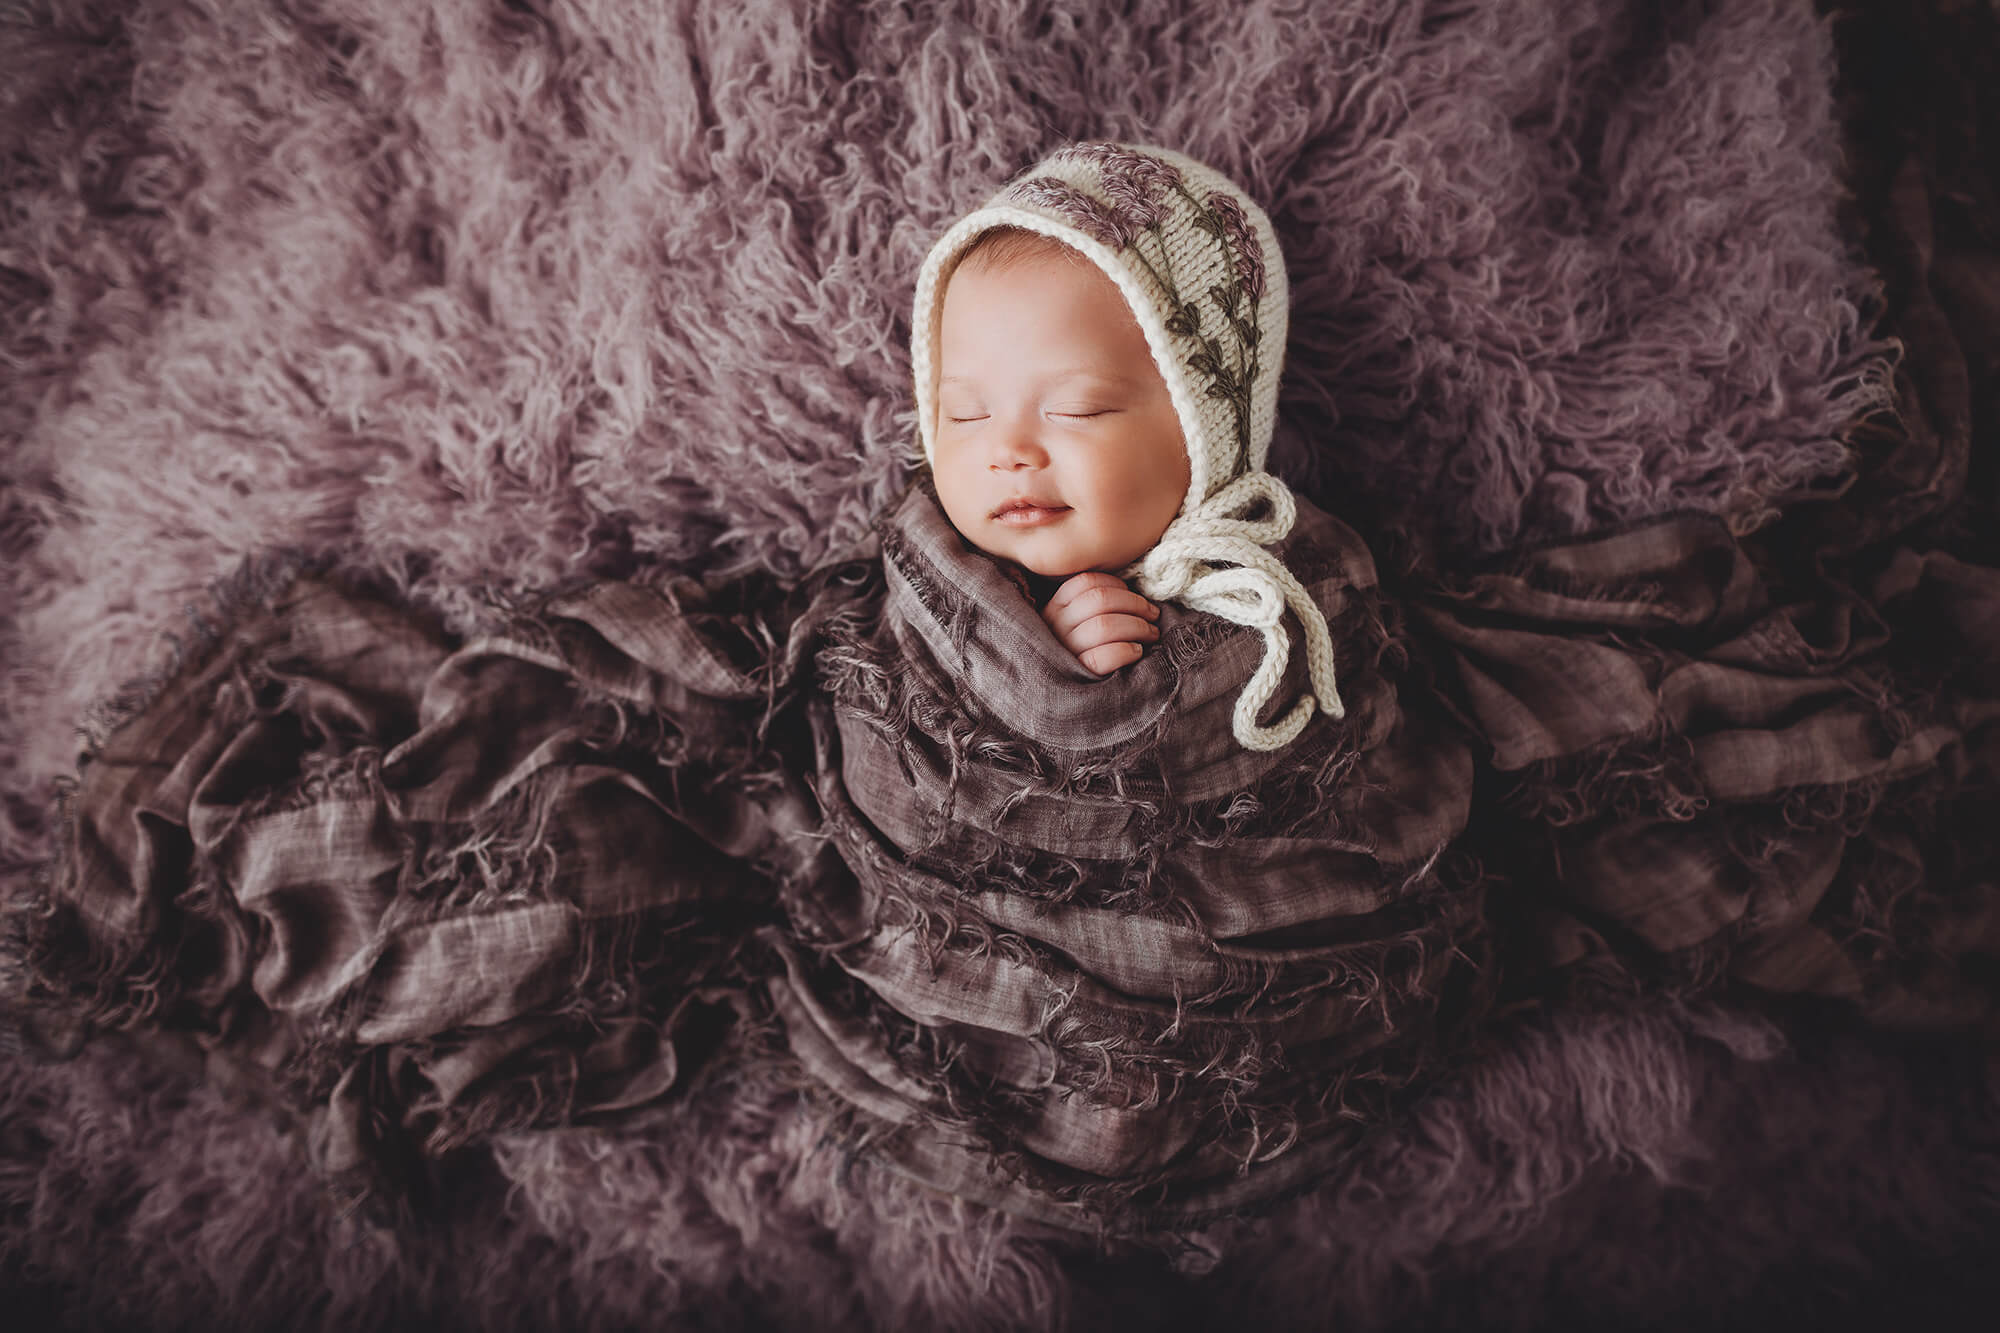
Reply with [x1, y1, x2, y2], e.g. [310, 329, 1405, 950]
[1002, 176, 1138, 248]
[1205, 192, 1266, 302]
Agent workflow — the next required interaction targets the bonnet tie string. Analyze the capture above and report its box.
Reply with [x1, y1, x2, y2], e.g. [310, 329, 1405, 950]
[1127, 472, 1345, 752]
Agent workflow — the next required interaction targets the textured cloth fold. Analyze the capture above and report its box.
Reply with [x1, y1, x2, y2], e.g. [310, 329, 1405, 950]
[15, 565, 807, 1196]
[12, 471, 1999, 1234]
[1416, 511, 2000, 1026]
[763, 490, 1489, 1229]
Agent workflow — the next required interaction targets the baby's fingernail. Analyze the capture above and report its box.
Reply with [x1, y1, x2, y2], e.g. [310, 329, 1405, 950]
[1145, 603, 1160, 619]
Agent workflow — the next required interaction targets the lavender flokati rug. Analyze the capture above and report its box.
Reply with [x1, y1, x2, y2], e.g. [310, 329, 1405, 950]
[2, 0, 1996, 1328]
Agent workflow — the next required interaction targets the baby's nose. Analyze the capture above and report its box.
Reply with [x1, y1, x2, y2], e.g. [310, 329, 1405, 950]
[992, 429, 1048, 469]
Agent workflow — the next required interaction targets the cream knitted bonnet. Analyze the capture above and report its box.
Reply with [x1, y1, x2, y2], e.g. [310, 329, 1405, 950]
[910, 141, 1344, 753]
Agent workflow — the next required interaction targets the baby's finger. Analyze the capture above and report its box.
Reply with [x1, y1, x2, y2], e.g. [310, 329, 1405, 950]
[1043, 572, 1121, 620]
[1062, 612, 1161, 656]
[1078, 640, 1146, 675]
[1043, 583, 1159, 640]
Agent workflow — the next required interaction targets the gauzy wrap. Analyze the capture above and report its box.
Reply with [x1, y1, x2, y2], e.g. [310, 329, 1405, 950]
[771, 478, 1493, 1228]
[14, 476, 2000, 1234]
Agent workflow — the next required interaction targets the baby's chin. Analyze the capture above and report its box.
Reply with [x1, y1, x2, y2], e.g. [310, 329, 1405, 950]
[964, 529, 1139, 579]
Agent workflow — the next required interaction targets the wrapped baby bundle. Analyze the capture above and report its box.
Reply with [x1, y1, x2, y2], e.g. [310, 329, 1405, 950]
[777, 142, 1499, 1228]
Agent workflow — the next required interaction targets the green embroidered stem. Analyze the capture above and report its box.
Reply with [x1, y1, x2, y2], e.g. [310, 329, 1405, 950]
[1158, 178, 1258, 471]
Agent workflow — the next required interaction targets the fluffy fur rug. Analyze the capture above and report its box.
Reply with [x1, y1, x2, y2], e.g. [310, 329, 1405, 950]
[2, 0, 1996, 1328]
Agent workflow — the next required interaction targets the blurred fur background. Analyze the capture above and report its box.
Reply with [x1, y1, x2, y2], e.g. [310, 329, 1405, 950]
[2, 1, 1995, 1328]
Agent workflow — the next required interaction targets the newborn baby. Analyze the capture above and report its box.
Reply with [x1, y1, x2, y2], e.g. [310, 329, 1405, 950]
[757, 143, 1490, 1227]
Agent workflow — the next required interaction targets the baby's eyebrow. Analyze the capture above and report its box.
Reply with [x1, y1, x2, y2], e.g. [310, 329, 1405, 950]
[937, 370, 1140, 389]
[1054, 369, 1142, 388]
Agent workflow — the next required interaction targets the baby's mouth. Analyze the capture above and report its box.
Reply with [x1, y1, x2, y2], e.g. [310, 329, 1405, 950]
[990, 498, 1072, 527]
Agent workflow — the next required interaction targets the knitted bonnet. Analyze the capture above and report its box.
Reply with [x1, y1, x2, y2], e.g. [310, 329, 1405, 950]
[910, 141, 1344, 752]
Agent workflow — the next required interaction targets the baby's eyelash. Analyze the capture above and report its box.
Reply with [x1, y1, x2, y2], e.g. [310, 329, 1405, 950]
[941, 410, 1112, 423]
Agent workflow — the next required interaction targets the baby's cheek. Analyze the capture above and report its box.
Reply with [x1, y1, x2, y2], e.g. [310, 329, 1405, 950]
[931, 466, 984, 539]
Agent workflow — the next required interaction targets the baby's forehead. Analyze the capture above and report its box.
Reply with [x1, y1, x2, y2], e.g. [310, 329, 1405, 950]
[943, 253, 1101, 314]
[940, 246, 1133, 326]
[951, 226, 1088, 275]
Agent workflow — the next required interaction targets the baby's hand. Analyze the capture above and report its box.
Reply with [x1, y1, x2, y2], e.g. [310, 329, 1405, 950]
[1041, 572, 1162, 676]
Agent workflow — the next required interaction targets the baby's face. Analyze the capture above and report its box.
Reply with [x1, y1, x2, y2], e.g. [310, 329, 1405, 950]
[931, 249, 1188, 578]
